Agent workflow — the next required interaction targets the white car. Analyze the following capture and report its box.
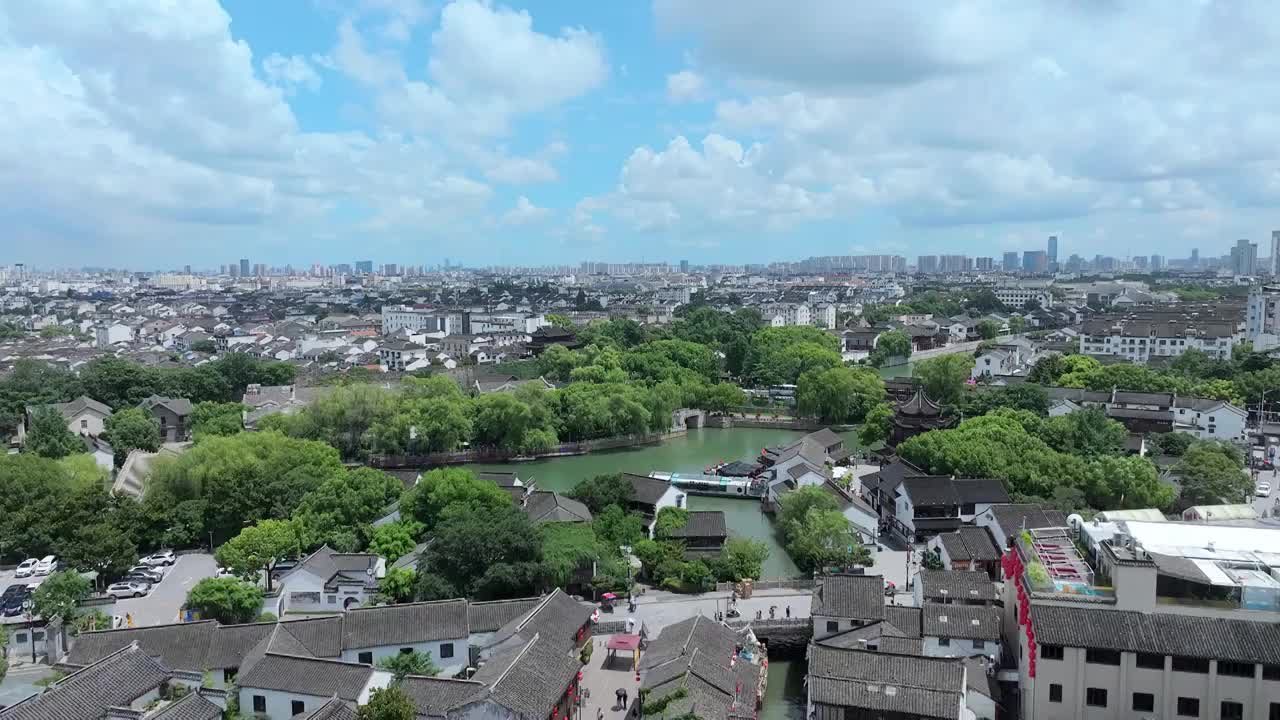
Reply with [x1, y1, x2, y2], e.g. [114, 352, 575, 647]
[215, 567, 236, 579]
[14, 558, 38, 578]
[34, 555, 58, 576]
[1257, 482, 1272, 498]
[106, 581, 151, 599]
[141, 550, 176, 567]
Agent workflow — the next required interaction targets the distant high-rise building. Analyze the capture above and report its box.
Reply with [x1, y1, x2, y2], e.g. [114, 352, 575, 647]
[383, 263, 399, 276]
[976, 257, 993, 271]
[229, 261, 239, 277]
[183, 264, 192, 274]
[1023, 250, 1049, 273]
[1271, 230, 1280, 276]
[355, 260, 373, 274]
[1230, 238, 1257, 275]
[239, 258, 250, 277]
[335, 263, 353, 275]
[1047, 235, 1058, 266]
[680, 260, 689, 273]
[1150, 254, 1165, 271]
[1190, 248, 1199, 267]
[1133, 256, 1148, 271]
[1003, 251, 1020, 272]
[917, 255, 939, 274]
[253, 263, 267, 277]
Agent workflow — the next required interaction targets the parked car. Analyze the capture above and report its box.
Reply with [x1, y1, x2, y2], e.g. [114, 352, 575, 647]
[2, 586, 31, 616]
[215, 567, 237, 579]
[141, 550, 176, 567]
[126, 566, 164, 584]
[34, 555, 58, 575]
[107, 581, 151, 599]
[1257, 482, 1272, 498]
[14, 558, 38, 578]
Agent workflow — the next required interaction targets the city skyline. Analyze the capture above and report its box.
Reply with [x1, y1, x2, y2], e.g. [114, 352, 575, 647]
[5, 2, 1280, 267]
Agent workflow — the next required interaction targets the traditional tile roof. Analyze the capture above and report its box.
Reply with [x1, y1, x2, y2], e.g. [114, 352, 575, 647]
[237, 653, 374, 701]
[985, 503, 1068, 536]
[937, 528, 1000, 564]
[900, 477, 1010, 507]
[468, 598, 542, 634]
[468, 636, 582, 720]
[138, 395, 194, 416]
[860, 458, 927, 496]
[1, 643, 171, 720]
[148, 691, 223, 720]
[807, 645, 964, 720]
[399, 677, 487, 718]
[480, 589, 593, 654]
[59, 621, 217, 672]
[44, 395, 113, 419]
[639, 616, 761, 720]
[919, 603, 1000, 642]
[284, 545, 382, 592]
[623, 473, 675, 507]
[272, 616, 344, 658]
[1030, 604, 1280, 664]
[293, 696, 358, 720]
[882, 607, 922, 639]
[877, 637, 924, 655]
[663, 511, 728, 540]
[811, 574, 885, 621]
[805, 428, 845, 451]
[916, 571, 999, 603]
[343, 599, 469, 649]
[521, 491, 593, 524]
[203, 621, 276, 670]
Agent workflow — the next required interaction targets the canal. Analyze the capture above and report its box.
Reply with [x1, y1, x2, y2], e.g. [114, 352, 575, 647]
[472, 427, 861, 578]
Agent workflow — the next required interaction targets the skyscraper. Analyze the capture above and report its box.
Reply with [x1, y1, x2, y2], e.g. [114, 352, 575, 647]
[1190, 248, 1199, 267]
[239, 258, 250, 277]
[1003, 251, 1020, 272]
[1230, 238, 1257, 276]
[976, 257, 993, 271]
[1271, 230, 1280, 276]
[228, 261, 239, 277]
[1047, 235, 1058, 266]
[680, 260, 689, 273]
[917, 255, 939, 273]
[1023, 250, 1049, 273]
[355, 260, 373, 274]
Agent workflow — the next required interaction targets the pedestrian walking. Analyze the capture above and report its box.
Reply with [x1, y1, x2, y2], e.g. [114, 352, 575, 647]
[769, 605, 776, 620]
[616, 688, 627, 710]
[597, 708, 604, 720]
[785, 605, 791, 619]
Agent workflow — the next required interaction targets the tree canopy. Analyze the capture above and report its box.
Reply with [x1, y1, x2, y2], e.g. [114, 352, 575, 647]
[25, 406, 82, 459]
[215, 519, 302, 592]
[913, 355, 974, 405]
[795, 366, 885, 423]
[185, 577, 264, 624]
[1174, 440, 1251, 507]
[103, 407, 160, 467]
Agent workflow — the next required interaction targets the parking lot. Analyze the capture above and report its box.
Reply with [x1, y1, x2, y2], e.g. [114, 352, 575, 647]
[0, 552, 217, 629]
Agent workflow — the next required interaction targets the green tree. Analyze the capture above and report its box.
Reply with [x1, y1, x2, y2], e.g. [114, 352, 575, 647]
[784, 509, 870, 572]
[567, 473, 635, 514]
[185, 577, 265, 624]
[858, 402, 894, 447]
[0, 359, 82, 438]
[869, 330, 912, 367]
[293, 468, 402, 551]
[358, 686, 418, 720]
[400, 468, 512, 530]
[591, 505, 646, 550]
[31, 570, 91, 623]
[415, 504, 542, 600]
[653, 507, 690, 538]
[545, 313, 575, 329]
[189, 339, 217, 353]
[58, 521, 138, 585]
[743, 326, 842, 385]
[215, 519, 302, 592]
[975, 320, 1000, 340]
[700, 383, 746, 414]
[1008, 316, 1027, 334]
[1175, 441, 1252, 507]
[377, 567, 418, 604]
[913, 354, 974, 405]
[103, 407, 161, 467]
[1040, 408, 1127, 457]
[378, 650, 441, 679]
[25, 406, 82, 459]
[795, 366, 885, 423]
[716, 538, 769, 581]
[541, 522, 602, 588]
[1153, 432, 1194, 457]
[191, 401, 245, 437]
[1027, 354, 1068, 384]
[368, 521, 421, 563]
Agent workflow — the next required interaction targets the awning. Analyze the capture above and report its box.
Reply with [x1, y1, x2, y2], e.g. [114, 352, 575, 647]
[607, 634, 642, 651]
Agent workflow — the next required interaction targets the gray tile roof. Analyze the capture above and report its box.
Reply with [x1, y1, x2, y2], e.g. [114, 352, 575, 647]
[663, 511, 728, 539]
[811, 574, 885, 621]
[468, 598, 541, 634]
[883, 607, 922, 639]
[294, 696, 358, 720]
[521, 491, 593, 524]
[469, 636, 582, 720]
[272, 616, 344, 658]
[807, 645, 964, 720]
[804, 428, 845, 451]
[919, 603, 1000, 642]
[148, 692, 223, 720]
[204, 621, 276, 669]
[1, 643, 171, 720]
[639, 614, 762, 720]
[480, 590, 594, 653]
[1030, 604, 1280, 664]
[286, 546, 382, 591]
[237, 653, 373, 701]
[916, 570, 999, 603]
[60, 621, 217, 673]
[138, 395, 194, 416]
[623, 473, 674, 507]
[876, 637, 924, 655]
[986, 504, 1068, 537]
[938, 527, 1000, 563]
[343, 599, 469, 649]
[399, 677, 487, 718]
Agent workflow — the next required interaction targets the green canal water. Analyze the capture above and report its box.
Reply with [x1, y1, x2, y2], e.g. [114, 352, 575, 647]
[472, 427, 859, 579]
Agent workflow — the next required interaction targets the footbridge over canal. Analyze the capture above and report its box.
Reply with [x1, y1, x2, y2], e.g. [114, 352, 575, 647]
[727, 617, 813, 656]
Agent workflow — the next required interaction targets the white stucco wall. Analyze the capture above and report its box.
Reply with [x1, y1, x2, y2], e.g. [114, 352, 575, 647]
[341, 637, 468, 677]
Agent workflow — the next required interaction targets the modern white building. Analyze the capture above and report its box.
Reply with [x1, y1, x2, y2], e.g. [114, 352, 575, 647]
[238, 653, 392, 719]
[1247, 284, 1280, 350]
[380, 304, 459, 334]
[993, 286, 1053, 309]
[1078, 318, 1239, 362]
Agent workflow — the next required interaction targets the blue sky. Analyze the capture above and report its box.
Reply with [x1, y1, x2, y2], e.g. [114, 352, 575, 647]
[4, 1, 1280, 269]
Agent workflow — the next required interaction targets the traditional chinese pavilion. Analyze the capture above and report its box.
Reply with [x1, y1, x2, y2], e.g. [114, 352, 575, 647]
[890, 388, 954, 445]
